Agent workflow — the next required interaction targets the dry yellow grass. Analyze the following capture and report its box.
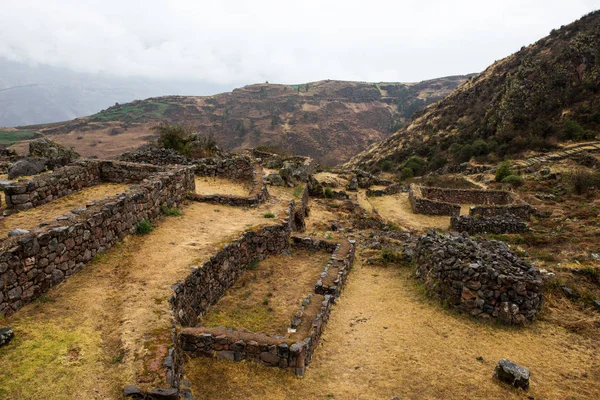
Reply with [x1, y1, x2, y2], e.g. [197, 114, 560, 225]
[0, 183, 130, 237]
[185, 259, 600, 400]
[201, 249, 331, 336]
[194, 176, 251, 196]
[368, 192, 450, 231]
[0, 197, 290, 399]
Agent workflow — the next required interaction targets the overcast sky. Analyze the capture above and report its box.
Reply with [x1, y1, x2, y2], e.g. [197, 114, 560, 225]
[1, 0, 599, 87]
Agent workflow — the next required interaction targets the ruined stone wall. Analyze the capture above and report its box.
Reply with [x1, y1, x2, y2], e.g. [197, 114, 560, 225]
[177, 236, 356, 375]
[195, 156, 254, 180]
[409, 184, 460, 216]
[414, 231, 543, 325]
[0, 165, 195, 316]
[99, 160, 166, 183]
[469, 204, 534, 220]
[3, 160, 102, 211]
[170, 223, 291, 327]
[188, 163, 270, 207]
[451, 215, 530, 234]
[419, 186, 516, 205]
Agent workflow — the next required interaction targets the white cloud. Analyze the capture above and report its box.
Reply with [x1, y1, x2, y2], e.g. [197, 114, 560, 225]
[0, 0, 598, 85]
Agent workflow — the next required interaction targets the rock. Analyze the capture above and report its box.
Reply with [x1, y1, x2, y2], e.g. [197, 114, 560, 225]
[148, 387, 178, 399]
[561, 285, 578, 299]
[307, 175, 324, 197]
[493, 358, 530, 389]
[265, 172, 286, 186]
[28, 138, 79, 169]
[8, 157, 48, 179]
[591, 300, 600, 312]
[0, 327, 14, 348]
[118, 145, 190, 165]
[346, 174, 358, 191]
[590, 253, 600, 261]
[123, 385, 143, 397]
[8, 228, 30, 237]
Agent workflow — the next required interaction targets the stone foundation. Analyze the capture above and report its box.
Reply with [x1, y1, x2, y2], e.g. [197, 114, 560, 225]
[451, 215, 530, 234]
[0, 162, 195, 316]
[414, 231, 543, 325]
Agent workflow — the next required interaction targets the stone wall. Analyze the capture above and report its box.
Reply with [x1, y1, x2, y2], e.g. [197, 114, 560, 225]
[170, 223, 291, 326]
[414, 231, 543, 325]
[409, 184, 531, 220]
[176, 236, 356, 375]
[469, 204, 534, 220]
[3, 160, 102, 211]
[409, 184, 460, 216]
[188, 163, 270, 207]
[195, 156, 255, 180]
[366, 183, 406, 197]
[451, 215, 530, 234]
[0, 164, 195, 316]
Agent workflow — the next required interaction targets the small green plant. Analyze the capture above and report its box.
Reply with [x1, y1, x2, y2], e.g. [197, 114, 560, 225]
[262, 298, 270, 306]
[293, 186, 303, 199]
[501, 175, 524, 187]
[160, 205, 182, 216]
[111, 354, 124, 364]
[325, 233, 333, 240]
[36, 295, 55, 304]
[495, 161, 513, 182]
[324, 187, 334, 198]
[136, 219, 155, 235]
[263, 212, 275, 218]
[381, 160, 394, 172]
[327, 202, 339, 209]
[247, 259, 259, 270]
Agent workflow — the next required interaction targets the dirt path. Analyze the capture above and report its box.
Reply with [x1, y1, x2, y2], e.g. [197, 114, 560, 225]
[185, 258, 600, 400]
[0, 196, 289, 400]
[0, 183, 130, 237]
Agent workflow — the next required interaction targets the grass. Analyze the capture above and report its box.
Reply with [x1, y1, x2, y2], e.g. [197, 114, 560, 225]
[263, 212, 275, 218]
[293, 186, 303, 199]
[324, 187, 334, 198]
[0, 130, 40, 145]
[89, 101, 171, 123]
[136, 219, 155, 235]
[200, 250, 330, 335]
[380, 249, 405, 264]
[160, 205, 182, 217]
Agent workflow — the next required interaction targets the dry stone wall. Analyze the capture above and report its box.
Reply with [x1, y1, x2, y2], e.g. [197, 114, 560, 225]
[3, 160, 101, 211]
[414, 231, 543, 325]
[409, 184, 460, 216]
[0, 163, 195, 316]
[195, 156, 254, 180]
[451, 215, 530, 234]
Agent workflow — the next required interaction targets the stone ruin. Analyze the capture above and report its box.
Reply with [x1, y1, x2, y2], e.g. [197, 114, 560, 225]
[414, 231, 543, 325]
[408, 184, 535, 234]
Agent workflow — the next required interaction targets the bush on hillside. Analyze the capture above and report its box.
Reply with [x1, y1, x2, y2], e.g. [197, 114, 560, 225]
[501, 174, 525, 188]
[495, 161, 513, 182]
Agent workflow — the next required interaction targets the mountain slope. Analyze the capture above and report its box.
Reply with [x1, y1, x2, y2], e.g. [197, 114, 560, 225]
[346, 10, 600, 172]
[7, 76, 472, 164]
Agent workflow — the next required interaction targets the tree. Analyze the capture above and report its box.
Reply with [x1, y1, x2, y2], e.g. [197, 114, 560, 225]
[495, 161, 513, 182]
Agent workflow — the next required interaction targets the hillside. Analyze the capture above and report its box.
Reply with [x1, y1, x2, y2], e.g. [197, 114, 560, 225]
[346, 10, 600, 172]
[5, 77, 471, 164]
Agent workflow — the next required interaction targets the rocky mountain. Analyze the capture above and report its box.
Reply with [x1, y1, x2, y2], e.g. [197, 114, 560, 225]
[5, 76, 472, 164]
[346, 10, 600, 172]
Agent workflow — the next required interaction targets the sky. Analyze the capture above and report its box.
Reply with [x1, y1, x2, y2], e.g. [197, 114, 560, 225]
[1, 0, 599, 87]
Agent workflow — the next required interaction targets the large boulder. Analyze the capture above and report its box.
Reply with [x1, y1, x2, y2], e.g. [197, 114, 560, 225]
[0, 327, 14, 348]
[493, 358, 530, 389]
[28, 138, 79, 169]
[8, 157, 48, 179]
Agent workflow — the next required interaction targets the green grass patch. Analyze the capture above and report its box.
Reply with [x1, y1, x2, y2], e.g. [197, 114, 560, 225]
[263, 212, 275, 218]
[136, 219, 155, 235]
[160, 205, 182, 217]
[0, 130, 40, 145]
[293, 186, 303, 199]
[89, 101, 171, 123]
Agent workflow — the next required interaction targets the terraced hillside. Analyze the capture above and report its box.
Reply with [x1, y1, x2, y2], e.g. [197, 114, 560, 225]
[6, 77, 471, 164]
[347, 10, 600, 172]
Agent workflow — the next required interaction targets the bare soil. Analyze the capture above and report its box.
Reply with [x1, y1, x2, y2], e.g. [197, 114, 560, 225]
[194, 176, 252, 196]
[185, 258, 600, 400]
[0, 197, 290, 400]
[367, 192, 450, 231]
[201, 249, 332, 336]
[0, 183, 130, 237]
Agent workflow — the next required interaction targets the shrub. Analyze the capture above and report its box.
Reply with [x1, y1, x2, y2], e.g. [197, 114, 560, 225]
[324, 187, 334, 198]
[562, 118, 586, 140]
[247, 259, 259, 270]
[152, 123, 190, 156]
[403, 156, 426, 176]
[398, 167, 414, 181]
[263, 212, 275, 218]
[136, 219, 155, 235]
[495, 161, 513, 182]
[381, 160, 394, 172]
[501, 174, 524, 187]
[564, 169, 600, 195]
[160, 205, 182, 216]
